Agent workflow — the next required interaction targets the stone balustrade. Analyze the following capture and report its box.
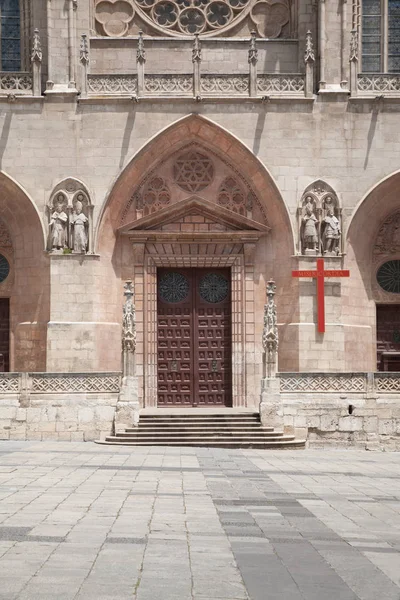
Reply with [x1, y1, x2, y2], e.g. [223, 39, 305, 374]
[279, 371, 400, 394]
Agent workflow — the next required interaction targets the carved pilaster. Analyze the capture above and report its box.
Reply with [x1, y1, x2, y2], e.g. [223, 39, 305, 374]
[248, 31, 258, 98]
[68, 0, 77, 88]
[304, 31, 315, 98]
[80, 34, 89, 98]
[31, 28, 42, 97]
[137, 31, 145, 96]
[318, 0, 326, 90]
[116, 280, 140, 431]
[262, 279, 278, 378]
[192, 33, 202, 99]
[349, 29, 359, 97]
[259, 279, 282, 428]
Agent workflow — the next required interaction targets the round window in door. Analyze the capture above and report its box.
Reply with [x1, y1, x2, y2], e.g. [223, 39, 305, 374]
[199, 272, 229, 303]
[158, 271, 190, 303]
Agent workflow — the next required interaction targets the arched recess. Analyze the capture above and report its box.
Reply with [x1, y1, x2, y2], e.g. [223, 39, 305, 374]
[346, 171, 400, 371]
[97, 114, 296, 405]
[0, 172, 49, 371]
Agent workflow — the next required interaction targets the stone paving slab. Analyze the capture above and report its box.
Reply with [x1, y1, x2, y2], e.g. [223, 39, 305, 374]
[0, 443, 400, 599]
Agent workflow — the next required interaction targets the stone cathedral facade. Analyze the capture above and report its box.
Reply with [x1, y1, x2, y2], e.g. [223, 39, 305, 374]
[0, 0, 399, 448]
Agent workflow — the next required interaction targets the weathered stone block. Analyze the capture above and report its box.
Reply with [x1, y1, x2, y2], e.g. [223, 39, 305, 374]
[338, 416, 363, 432]
[379, 419, 395, 435]
[320, 415, 338, 432]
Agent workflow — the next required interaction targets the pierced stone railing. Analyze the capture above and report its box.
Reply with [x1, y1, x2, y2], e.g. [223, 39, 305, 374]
[0, 372, 121, 398]
[357, 73, 400, 94]
[279, 372, 400, 394]
[145, 74, 193, 95]
[257, 74, 305, 94]
[87, 74, 138, 95]
[200, 74, 249, 96]
[0, 72, 33, 94]
[0, 372, 20, 392]
[279, 372, 367, 393]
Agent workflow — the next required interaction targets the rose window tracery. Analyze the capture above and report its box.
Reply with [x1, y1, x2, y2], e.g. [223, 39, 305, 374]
[142, 177, 171, 215]
[217, 177, 246, 215]
[173, 151, 214, 192]
[377, 260, 400, 294]
[95, 0, 290, 38]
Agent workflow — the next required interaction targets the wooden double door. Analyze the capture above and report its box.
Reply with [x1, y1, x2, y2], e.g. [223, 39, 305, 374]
[157, 268, 232, 407]
[0, 298, 9, 372]
[377, 304, 400, 371]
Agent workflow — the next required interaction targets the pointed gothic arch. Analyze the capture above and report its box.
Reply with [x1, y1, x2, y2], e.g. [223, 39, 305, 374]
[345, 170, 400, 371]
[95, 114, 300, 407]
[0, 171, 49, 371]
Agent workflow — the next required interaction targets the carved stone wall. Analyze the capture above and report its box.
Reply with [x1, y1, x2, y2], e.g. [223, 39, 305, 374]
[93, 0, 293, 38]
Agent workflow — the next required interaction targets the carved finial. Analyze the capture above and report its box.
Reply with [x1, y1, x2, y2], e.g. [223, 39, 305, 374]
[31, 29, 42, 63]
[304, 30, 315, 63]
[262, 279, 278, 358]
[122, 281, 136, 354]
[248, 30, 258, 65]
[72, 0, 78, 9]
[137, 31, 146, 64]
[350, 29, 358, 62]
[80, 33, 89, 65]
[192, 33, 202, 63]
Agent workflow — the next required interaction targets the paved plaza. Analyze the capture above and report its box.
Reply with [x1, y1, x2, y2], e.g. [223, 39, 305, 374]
[0, 443, 400, 599]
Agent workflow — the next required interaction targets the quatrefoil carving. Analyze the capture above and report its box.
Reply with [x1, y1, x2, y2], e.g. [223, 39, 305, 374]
[96, 0, 135, 37]
[250, 0, 289, 38]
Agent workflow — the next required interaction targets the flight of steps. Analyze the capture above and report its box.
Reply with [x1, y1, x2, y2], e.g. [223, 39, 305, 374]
[98, 412, 306, 449]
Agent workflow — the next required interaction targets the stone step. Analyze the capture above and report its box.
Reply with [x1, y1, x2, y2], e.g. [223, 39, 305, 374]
[126, 424, 274, 431]
[98, 439, 306, 448]
[106, 434, 294, 442]
[118, 430, 285, 438]
[139, 416, 261, 422]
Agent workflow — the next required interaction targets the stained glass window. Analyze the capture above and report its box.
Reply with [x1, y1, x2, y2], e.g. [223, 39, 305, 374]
[0, 0, 21, 72]
[362, 0, 400, 72]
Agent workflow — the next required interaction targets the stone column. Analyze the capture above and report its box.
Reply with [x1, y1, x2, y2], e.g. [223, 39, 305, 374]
[259, 280, 283, 428]
[31, 29, 42, 97]
[114, 281, 140, 432]
[349, 29, 358, 97]
[192, 33, 202, 99]
[137, 31, 145, 97]
[248, 31, 258, 98]
[80, 34, 89, 98]
[304, 31, 315, 99]
[68, 0, 77, 88]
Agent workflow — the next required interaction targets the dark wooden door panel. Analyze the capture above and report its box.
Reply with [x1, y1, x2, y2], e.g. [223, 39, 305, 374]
[377, 304, 400, 371]
[157, 268, 232, 406]
[0, 298, 9, 372]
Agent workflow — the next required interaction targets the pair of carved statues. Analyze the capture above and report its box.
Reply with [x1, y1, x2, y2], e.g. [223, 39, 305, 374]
[299, 183, 342, 256]
[49, 193, 89, 253]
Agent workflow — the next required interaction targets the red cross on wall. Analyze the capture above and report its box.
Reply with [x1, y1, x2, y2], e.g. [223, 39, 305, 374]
[292, 258, 350, 333]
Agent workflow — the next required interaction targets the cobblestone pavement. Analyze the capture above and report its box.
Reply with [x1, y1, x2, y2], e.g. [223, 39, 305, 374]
[0, 443, 400, 600]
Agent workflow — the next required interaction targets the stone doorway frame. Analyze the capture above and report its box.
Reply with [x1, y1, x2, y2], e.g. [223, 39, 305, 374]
[119, 197, 270, 409]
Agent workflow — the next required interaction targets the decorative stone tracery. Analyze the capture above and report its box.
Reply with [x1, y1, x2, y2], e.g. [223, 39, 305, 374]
[217, 177, 246, 215]
[94, 0, 291, 38]
[141, 177, 171, 215]
[374, 211, 400, 258]
[174, 150, 214, 192]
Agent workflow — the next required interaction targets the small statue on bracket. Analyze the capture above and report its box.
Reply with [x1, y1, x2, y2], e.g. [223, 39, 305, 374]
[70, 198, 89, 253]
[301, 198, 319, 255]
[322, 205, 341, 255]
[49, 195, 68, 251]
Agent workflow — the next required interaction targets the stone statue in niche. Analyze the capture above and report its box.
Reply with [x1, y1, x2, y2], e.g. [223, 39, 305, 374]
[301, 198, 319, 255]
[49, 195, 68, 250]
[322, 198, 341, 255]
[70, 197, 89, 253]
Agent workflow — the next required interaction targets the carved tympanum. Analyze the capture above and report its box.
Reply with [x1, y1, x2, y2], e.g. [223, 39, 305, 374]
[374, 212, 400, 256]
